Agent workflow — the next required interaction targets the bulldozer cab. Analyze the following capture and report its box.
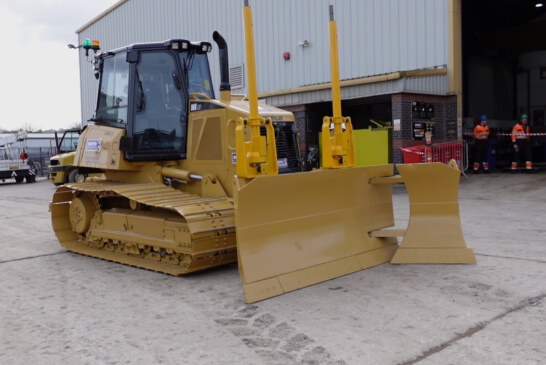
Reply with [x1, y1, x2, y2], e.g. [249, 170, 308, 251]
[93, 40, 214, 162]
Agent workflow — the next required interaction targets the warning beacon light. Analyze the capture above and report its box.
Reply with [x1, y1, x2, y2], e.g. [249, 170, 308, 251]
[82, 38, 101, 57]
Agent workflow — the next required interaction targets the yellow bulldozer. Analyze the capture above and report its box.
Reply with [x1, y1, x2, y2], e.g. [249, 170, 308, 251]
[51, 1, 475, 303]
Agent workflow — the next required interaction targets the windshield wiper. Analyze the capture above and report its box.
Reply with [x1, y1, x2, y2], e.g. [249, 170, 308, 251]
[136, 72, 145, 111]
[90, 117, 125, 128]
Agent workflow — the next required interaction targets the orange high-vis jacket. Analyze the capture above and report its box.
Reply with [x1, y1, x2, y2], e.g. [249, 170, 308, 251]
[473, 124, 490, 140]
[511, 123, 530, 142]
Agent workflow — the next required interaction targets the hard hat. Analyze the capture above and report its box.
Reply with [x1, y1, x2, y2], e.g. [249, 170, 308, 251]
[480, 115, 487, 121]
[521, 113, 528, 119]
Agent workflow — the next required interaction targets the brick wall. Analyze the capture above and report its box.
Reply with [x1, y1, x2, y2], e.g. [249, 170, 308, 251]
[392, 93, 458, 164]
[282, 105, 316, 169]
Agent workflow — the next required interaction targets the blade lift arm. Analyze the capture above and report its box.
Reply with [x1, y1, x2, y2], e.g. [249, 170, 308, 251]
[236, 1, 278, 178]
[321, 5, 355, 169]
[235, 116, 278, 177]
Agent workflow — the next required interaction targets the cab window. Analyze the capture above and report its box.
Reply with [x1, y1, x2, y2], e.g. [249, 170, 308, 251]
[96, 52, 129, 123]
[133, 51, 187, 155]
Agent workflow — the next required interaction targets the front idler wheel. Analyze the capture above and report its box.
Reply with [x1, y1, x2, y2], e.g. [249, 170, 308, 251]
[69, 195, 96, 234]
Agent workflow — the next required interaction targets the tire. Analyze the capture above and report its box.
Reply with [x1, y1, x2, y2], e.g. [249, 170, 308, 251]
[68, 169, 87, 183]
[15, 176, 24, 183]
[25, 175, 36, 183]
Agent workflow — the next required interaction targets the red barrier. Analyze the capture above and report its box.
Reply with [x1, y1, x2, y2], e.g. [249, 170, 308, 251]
[401, 145, 426, 163]
[430, 141, 463, 166]
[401, 141, 463, 168]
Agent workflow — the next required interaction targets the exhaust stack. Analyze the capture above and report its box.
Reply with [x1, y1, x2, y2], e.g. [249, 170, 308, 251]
[213, 31, 231, 102]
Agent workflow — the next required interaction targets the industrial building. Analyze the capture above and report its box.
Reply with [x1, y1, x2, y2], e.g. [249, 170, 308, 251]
[75, 0, 546, 166]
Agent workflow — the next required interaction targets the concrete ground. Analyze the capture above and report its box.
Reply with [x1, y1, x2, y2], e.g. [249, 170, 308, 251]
[0, 172, 544, 365]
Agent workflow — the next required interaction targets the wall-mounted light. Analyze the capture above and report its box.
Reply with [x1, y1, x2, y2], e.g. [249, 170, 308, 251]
[536, 2, 544, 8]
[299, 40, 310, 47]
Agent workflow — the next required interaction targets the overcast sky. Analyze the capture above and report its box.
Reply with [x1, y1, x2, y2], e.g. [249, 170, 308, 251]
[0, 0, 119, 132]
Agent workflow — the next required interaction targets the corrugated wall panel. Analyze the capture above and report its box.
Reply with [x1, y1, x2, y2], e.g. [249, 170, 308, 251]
[265, 74, 449, 107]
[78, 0, 449, 122]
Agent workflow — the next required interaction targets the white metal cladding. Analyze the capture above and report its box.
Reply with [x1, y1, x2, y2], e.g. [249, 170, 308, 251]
[264, 74, 450, 106]
[77, 0, 449, 122]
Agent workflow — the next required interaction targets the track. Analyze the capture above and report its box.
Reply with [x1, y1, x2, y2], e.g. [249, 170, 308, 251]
[50, 181, 237, 275]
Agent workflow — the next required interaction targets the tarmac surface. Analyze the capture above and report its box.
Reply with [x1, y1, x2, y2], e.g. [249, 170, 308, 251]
[0, 172, 545, 365]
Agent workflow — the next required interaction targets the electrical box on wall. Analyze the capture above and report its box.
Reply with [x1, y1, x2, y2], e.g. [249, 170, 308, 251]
[412, 121, 435, 140]
[412, 102, 434, 119]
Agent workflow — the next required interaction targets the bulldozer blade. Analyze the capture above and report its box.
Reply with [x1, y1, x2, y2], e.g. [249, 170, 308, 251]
[235, 165, 399, 303]
[391, 162, 476, 264]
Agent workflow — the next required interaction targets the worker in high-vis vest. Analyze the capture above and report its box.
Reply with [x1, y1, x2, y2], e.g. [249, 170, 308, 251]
[511, 114, 532, 170]
[472, 114, 490, 172]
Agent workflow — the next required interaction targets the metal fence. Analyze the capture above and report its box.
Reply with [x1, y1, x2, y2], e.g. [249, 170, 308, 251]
[400, 140, 469, 171]
[25, 147, 56, 177]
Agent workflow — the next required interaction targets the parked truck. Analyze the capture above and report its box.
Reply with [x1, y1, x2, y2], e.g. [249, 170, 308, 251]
[0, 131, 37, 183]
